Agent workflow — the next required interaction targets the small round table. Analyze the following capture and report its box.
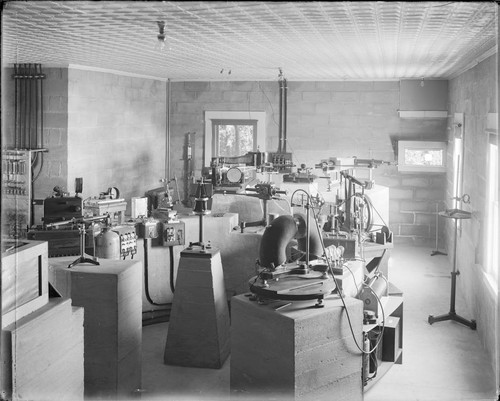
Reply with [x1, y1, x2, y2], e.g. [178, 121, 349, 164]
[428, 209, 476, 329]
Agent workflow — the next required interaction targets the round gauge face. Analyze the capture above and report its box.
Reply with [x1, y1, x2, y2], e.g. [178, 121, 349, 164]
[108, 187, 120, 199]
[226, 167, 242, 183]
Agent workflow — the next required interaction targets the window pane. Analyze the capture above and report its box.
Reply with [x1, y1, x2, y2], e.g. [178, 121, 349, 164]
[238, 125, 254, 154]
[217, 124, 254, 157]
[218, 125, 236, 156]
[404, 148, 443, 166]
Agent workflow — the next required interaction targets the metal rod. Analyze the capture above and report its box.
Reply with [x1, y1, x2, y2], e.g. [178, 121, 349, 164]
[199, 214, 204, 244]
[35, 64, 38, 148]
[166, 79, 171, 181]
[306, 197, 310, 268]
[450, 218, 458, 313]
[23, 64, 28, 148]
[40, 64, 44, 148]
[283, 78, 287, 153]
[14, 64, 18, 148]
[278, 78, 282, 153]
[27, 64, 32, 149]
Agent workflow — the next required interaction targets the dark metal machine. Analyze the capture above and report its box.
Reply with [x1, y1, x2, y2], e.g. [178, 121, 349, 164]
[248, 191, 341, 307]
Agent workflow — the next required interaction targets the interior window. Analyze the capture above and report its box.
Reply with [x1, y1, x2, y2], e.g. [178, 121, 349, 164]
[212, 119, 257, 158]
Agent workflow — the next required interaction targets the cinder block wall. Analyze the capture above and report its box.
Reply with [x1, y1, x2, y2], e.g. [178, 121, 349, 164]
[446, 54, 497, 372]
[1, 67, 167, 219]
[66, 68, 167, 208]
[170, 80, 447, 242]
[1, 67, 69, 223]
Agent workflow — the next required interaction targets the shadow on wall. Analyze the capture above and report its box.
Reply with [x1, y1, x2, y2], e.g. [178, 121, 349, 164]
[110, 151, 154, 208]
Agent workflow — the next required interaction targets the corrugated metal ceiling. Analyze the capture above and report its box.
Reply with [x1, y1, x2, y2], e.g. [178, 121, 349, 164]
[1, 1, 497, 81]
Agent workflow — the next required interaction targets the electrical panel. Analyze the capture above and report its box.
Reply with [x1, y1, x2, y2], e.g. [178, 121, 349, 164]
[161, 221, 185, 247]
[111, 225, 138, 259]
[2, 150, 32, 237]
[270, 152, 294, 173]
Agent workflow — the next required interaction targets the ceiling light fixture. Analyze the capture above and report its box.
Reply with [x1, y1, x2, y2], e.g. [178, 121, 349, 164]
[156, 21, 167, 51]
[420, 77, 425, 87]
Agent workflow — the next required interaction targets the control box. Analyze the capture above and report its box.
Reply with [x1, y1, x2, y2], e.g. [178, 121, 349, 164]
[111, 225, 138, 259]
[161, 221, 185, 247]
[2, 150, 32, 237]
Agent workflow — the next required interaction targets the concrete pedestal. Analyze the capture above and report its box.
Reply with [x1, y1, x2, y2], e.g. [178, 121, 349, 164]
[230, 294, 363, 400]
[49, 258, 142, 400]
[164, 247, 230, 368]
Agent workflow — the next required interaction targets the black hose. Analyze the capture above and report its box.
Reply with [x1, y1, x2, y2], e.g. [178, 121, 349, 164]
[169, 245, 175, 293]
[143, 238, 170, 306]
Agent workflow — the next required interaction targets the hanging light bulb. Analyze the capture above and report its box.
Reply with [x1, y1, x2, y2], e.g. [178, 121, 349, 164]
[420, 77, 425, 87]
[156, 21, 167, 51]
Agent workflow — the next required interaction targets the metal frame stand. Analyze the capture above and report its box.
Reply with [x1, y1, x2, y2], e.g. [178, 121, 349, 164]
[428, 217, 476, 329]
[68, 223, 99, 269]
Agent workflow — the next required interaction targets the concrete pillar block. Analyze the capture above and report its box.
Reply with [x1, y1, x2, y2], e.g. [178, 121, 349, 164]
[164, 247, 230, 369]
[230, 294, 363, 400]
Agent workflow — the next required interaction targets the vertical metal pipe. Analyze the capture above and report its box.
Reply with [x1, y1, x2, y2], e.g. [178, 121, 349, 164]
[28, 64, 33, 149]
[34, 64, 38, 148]
[166, 79, 171, 180]
[14, 64, 18, 148]
[278, 79, 282, 153]
[14, 64, 20, 149]
[283, 78, 287, 153]
[23, 64, 28, 148]
[199, 214, 204, 244]
[40, 64, 44, 149]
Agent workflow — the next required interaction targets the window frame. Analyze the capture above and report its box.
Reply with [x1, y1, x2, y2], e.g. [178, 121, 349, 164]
[204, 111, 266, 166]
[211, 119, 258, 158]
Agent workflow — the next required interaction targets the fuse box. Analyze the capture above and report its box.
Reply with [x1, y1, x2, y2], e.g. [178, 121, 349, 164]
[161, 221, 185, 246]
[111, 225, 138, 259]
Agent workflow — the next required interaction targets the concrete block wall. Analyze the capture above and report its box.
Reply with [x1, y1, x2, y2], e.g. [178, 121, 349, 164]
[446, 54, 498, 374]
[1, 67, 167, 219]
[67, 68, 167, 209]
[38, 68, 70, 198]
[379, 173, 447, 245]
[1, 67, 69, 224]
[170, 80, 447, 242]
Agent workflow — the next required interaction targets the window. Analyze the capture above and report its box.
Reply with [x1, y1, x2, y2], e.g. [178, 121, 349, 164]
[485, 134, 498, 288]
[397, 141, 447, 172]
[212, 119, 257, 158]
[204, 111, 266, 166]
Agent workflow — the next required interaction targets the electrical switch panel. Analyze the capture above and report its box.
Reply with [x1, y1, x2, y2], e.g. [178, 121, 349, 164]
[161, 221, 185, 246]
[111, 225, 138, 259]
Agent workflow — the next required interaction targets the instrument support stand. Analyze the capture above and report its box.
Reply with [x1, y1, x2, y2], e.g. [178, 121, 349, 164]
[68, 223, 100, 269]
[428, 213, 476, 329]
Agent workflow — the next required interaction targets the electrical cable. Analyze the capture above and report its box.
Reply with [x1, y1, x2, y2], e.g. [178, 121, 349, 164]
[169, 245, 175, 294]
[342, 262, 359, 294]
[298, 190, 385, 355]
[143, 237, 170, 306]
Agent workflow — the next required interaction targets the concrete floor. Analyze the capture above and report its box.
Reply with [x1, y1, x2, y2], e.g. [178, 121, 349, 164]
[139, 244, 497, 401]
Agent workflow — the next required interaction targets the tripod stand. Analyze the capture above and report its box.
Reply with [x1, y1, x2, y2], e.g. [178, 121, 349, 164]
[428, 209, 476, 329]
[68, 223, 100, 269]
